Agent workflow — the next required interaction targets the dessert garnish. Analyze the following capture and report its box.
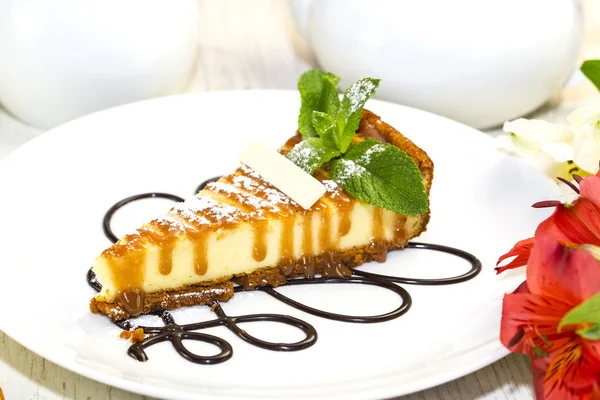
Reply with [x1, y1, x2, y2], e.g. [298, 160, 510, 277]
[238, 139, 326, 209]
[287, 70, 428, 215]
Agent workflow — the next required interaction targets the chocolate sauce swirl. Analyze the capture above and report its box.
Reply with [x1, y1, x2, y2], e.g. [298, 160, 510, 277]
[93, 177, 482, 364]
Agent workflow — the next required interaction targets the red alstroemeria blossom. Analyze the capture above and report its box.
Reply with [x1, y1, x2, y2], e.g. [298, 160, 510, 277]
[501, 236, 600, 399]
[496, 171, 600, 274]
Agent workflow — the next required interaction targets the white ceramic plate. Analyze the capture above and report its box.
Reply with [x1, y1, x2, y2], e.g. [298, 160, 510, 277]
[0, 91, 557, 399]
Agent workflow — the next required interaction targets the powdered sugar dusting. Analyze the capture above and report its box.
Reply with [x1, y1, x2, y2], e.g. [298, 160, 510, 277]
[322, 179, 340, 193]
[210, 179, 290, 216]
[170, 195, 240, 225]
[345, 79, 377, 111]
[154, 216, 187, 233]
[232, 171, 300, 211]
[286, 143, 321, 172]
[358, 144, 386, 164]
[333, 159, 366, 185]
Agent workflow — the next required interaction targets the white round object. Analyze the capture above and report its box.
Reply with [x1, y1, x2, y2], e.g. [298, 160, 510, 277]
[292, 0, 583, 129]
[0, 0, 199, 129]
[0, 91, 557, 399]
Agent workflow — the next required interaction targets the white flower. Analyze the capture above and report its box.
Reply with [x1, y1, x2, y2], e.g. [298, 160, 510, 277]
[498, 102, 600, 182]
[568, 101, 600, 174]
[498, 118, 575, 181]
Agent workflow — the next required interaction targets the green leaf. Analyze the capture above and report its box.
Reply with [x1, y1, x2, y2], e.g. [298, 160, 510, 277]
[286, 137, 341, 174]
[582, 60, 600, 91]
[559, 292, 600, 331]
[330, 138, 428, 215]
[337, 78, 380, 153]
[577, 323, 600, 340]
[319, 76, 341, 117]
[297, 70, 341, 139]
[311, 111, 340, 150]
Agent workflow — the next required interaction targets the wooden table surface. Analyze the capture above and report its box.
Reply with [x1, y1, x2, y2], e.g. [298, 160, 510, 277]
[1, 1, 599, 399]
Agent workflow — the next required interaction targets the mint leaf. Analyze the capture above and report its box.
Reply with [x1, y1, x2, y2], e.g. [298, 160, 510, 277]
[577, 323, 600, 340]
[312, 111, 340, 150]
[319, 76, 341, 117]
[337, 78, 380, 152]
[312, 111, 336, 136]
[330, 138, 427, 215]
[298, 70, 341, 139]
[286, 138, 341, 174]
[559, 292, 600, 331]
[582, 60, 600, 91]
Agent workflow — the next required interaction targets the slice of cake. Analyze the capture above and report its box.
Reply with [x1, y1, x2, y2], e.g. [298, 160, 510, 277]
[90, 72, 434, 322]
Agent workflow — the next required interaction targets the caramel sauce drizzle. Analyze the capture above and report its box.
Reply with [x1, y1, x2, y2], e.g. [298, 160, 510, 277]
[318, 206, 333, 252]
[338, 209, 352, 237]
[192, 233, 208, 275]
[394, 215, 408, 245]
[278, 216, 296, 276]
[253, 220, 268, 262]
[300, 215, 315, 278]
[111, 252, 146, 316]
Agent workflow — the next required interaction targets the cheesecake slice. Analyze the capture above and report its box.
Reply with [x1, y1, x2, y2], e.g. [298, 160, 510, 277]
[90, 109, 434, 321]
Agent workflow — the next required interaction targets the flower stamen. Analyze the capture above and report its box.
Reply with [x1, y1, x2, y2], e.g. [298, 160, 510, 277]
[532, 200, 562, 208]
[557, 177, 580, 194]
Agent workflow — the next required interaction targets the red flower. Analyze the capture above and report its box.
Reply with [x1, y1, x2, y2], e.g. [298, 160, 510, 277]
[496, 172, 600, 274]
[501, 236, 600, 399]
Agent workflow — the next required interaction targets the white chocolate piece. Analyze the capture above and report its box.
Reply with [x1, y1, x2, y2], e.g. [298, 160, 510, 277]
[238, 140, 326, 210]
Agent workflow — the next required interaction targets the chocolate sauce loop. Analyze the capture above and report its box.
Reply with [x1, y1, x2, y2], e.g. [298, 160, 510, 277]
[248, 277, 412, 323]
[211, 302, 317, 351]
[351, 242, 482, 285]
[127, 311, 233, 365]
[103, 192, 185, 243]
[121, 304, 317, 363]
[89, 179, 483, 365]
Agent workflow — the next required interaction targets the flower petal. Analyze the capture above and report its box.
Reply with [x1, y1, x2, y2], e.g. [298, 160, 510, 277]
[527, 236, 600, 304]
[544, 339, 600, 399]
[567, 101, 600, 128]
[553, 200, 600, 246]
[504, 118, 572, 143]
[541, 142, 575, 163]
[579, 172, 600, 209]
[501, 290, 573, 355]
[573, 132, 600, 174]
[496, 238, 535, 273]
[532, 357, 550, 400]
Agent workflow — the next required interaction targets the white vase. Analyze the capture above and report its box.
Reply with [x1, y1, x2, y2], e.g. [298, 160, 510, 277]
[0, 0, 199, 129]
[289, 0, 583, 129]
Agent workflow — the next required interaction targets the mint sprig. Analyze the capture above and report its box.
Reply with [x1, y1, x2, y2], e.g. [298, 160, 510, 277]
[288, 69, 429, 216]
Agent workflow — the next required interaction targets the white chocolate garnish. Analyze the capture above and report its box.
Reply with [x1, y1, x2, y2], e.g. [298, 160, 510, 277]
[238, 140, 326, 210]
